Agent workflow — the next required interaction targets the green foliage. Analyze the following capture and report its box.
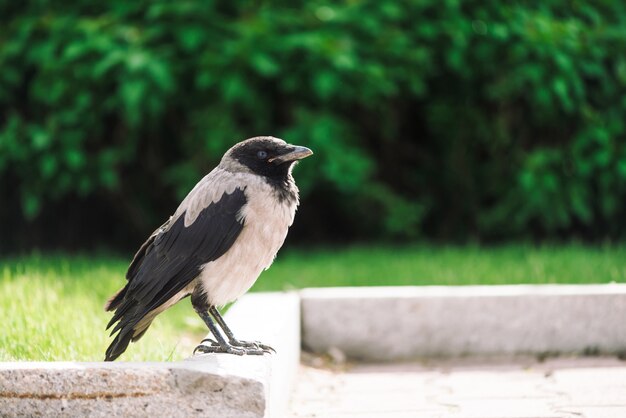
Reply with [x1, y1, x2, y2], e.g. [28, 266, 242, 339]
[1, 1, 626, 248]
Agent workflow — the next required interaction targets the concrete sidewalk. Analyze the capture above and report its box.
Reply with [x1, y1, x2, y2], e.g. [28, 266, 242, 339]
[288, 356, 626, 418]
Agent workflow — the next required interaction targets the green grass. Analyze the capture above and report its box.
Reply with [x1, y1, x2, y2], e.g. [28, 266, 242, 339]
[0, 256, 206, 362]
[1, 244, 625, 362]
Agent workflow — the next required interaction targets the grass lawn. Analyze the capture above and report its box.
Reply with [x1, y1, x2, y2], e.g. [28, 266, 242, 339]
[1, 244, 625, 362]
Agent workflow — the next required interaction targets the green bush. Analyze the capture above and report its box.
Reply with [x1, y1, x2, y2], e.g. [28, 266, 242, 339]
[1, 1, 626, 250]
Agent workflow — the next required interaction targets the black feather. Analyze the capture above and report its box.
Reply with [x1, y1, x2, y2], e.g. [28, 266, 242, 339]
[104, 285, 128, 312]
[104, 188, 247, 361]
[105, 328, 134, 362]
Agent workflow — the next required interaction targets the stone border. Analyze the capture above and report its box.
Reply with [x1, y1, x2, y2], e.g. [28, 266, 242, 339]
[191, 292, 301, 418]
[4, 284, 626, 416]
[0, 292, 300, 418]
[300, 284, 626, 361]
[0, 359, 267, 418]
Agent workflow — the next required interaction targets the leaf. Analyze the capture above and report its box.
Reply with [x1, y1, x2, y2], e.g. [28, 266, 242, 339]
[22, 192, 41, 220]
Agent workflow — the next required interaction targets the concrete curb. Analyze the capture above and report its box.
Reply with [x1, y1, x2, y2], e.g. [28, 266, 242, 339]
[0, 292, 301, 418]
[198, 292, 300, 418]
[0, 360, 266, 418]
[301, 284, 626, 361]
[5, 285, 626, 416]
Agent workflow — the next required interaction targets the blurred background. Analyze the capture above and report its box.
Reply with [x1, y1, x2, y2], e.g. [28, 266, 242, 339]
[2, 1, 626, 361]
[3, 0, 626, 253]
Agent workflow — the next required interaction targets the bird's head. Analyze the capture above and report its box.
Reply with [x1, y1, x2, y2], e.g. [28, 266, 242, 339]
[220, 136, 313, 180]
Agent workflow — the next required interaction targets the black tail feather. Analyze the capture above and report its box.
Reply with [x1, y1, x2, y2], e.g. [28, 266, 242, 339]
[105, 296, 143, 360]
[104, 285, 128, 312]
[105, 328, 134, 361]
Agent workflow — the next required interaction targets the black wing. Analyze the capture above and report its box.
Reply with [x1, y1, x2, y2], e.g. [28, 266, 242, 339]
[104, 188, 246, 361]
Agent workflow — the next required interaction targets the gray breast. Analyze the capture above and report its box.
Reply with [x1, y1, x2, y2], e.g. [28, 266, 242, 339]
[197, 174, 299, 306]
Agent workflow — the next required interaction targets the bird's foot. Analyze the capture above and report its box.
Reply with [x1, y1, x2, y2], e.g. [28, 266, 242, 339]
[193, 338, 219, 355]
[194, 343, 245, 356]
[193, 338, 268, 356]
[230, 339, 275, 354]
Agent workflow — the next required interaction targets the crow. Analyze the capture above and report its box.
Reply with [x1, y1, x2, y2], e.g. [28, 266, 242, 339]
[104, 136, 312, 361]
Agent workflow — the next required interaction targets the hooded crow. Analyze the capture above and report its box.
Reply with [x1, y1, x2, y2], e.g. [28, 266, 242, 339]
[104, 136, 312, 361]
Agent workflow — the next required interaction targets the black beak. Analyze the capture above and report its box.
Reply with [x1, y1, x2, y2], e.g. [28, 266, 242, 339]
[269, 145, 313, 164]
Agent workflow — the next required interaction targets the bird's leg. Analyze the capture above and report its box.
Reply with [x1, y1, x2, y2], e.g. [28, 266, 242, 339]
[191, 293, 264, 356]
[192, 310, 246, 355]
[209, 306, 275, 354]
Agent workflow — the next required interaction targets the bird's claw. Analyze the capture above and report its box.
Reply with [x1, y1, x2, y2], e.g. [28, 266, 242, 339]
[193, 339, 272, 356]
[194, 343, 246, 356]
[200, 338, 220, 346]
[230, 339, 276, 354]
[192, 338, 219, 355]
[257, 343, 276, 354]
[261, 344, 276, 354]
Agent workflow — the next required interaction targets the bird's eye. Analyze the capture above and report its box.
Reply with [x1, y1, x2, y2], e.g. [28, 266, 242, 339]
[257, 150, 268, 160]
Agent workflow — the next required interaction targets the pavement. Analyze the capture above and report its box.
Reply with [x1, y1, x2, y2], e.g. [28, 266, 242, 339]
[288, 356, 626, 418]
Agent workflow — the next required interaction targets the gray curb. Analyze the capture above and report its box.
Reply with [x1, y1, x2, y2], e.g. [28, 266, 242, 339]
[300, 284, 626, 361]
[0, 292, 301, 418]
[191, 292, 300, 418]
[4, 285, 626, 417]
[0, 360, 266, 418]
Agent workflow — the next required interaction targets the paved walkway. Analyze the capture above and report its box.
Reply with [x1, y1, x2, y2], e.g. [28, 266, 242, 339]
[288, 356, 626, 418]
